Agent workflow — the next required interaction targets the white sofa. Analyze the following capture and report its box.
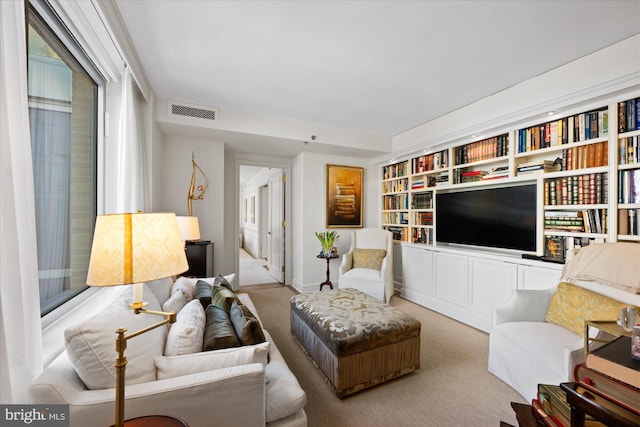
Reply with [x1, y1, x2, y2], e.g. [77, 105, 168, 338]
[29, 277, 307, 427]
[488, 242, 640, 403]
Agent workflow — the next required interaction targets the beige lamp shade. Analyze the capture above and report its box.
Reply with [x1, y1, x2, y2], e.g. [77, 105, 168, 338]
[176, 216, 201, 241]
[87, 212, 188, 287]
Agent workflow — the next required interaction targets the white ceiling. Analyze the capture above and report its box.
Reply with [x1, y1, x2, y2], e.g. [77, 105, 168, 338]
[115, 0, 640, 156]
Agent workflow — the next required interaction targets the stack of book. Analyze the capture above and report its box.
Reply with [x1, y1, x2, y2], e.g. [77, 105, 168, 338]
[517, 159, 562, 175]
[459, 170, 487, 183]
[532, 383, 604, 426]
[573, 336, 640, 424]
[482, 166, 509, 180]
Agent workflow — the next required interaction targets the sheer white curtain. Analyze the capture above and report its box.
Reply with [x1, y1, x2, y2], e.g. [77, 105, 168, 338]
[0, 0, 44, 403]
[116, 67, 150, 213]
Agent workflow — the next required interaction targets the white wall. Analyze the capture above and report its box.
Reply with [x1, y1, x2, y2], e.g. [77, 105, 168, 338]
[291, 152, 379, 292]
[160, 136, 225, 274]
[393, 34, 640, 156]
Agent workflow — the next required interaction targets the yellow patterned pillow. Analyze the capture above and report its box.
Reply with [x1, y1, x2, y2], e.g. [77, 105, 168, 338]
[352, 249, 387, 270]
[545, 282, 630, 336]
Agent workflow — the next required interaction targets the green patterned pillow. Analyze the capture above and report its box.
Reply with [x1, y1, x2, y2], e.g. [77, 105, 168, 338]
[352, 248, 387, 270]
[545, 282, 630, 336]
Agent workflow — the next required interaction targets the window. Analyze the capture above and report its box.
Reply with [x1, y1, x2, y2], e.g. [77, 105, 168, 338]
[28, 4, 102, 315]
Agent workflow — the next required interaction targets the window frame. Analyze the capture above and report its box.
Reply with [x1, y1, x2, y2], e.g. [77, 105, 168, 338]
[28, 0, 106, 325]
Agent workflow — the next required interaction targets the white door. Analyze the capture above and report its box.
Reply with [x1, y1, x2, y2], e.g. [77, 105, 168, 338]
[259, 185, 268, 258]
[268, 169, 284, 282]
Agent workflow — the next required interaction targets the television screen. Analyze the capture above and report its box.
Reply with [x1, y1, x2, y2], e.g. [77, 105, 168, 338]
[435, 183, 537, 252]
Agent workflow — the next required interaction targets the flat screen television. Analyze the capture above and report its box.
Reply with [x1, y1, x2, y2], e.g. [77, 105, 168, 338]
[435, 183, 537, 252]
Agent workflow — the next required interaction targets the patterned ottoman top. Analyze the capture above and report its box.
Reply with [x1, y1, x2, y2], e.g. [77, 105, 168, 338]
[290, 288, 421, 356]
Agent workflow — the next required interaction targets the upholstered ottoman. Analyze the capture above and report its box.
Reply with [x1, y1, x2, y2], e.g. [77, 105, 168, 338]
[290, 288, 420, 397]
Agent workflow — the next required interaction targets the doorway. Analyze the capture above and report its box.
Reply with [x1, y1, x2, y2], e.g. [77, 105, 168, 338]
[238, 165, 286, 287]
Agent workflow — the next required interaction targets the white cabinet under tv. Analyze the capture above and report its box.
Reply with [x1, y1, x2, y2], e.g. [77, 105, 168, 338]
[400, 243, 562, 332]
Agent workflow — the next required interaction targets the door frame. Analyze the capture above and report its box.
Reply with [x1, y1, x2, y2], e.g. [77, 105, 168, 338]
[235, 160, 291, 287]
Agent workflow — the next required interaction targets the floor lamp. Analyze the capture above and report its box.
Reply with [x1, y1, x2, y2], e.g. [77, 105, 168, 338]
[86, 212, 188, 427]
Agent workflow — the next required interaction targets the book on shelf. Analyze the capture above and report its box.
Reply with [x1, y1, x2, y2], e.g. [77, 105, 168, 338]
[619, 136, 640, 165]
[574, 363, 640, 415]
[586, 336, 640, 390]
[543, 236, 565, 262]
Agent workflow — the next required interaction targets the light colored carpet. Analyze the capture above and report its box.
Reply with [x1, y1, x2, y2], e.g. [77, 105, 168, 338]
[239, 248, 278, 286]
[244, 286, 525, 427]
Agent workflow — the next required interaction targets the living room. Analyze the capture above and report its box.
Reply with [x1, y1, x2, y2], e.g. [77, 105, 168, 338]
[2, 1, 640, 426]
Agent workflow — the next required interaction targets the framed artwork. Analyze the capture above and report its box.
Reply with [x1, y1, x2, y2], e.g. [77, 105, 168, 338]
[326, 164, 363, 228]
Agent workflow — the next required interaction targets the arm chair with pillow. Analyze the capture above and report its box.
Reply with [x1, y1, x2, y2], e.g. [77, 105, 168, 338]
[488, 242, 640, 403]
[338, 228, 394, 303]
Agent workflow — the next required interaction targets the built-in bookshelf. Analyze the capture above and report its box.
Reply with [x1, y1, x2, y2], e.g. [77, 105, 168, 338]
[617, 97, 640, 242]
[380, 96, 640, 259]
[382, 161, 410, 241]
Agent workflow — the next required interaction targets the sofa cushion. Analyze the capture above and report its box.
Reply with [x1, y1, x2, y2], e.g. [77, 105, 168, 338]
[155, 341, 270, 380]
[146, 277, 173, 304]
[203, 304, 240, 351]
[194, 280, 213, 308]
[214, 274, 234, 291]
[212, 284, 239, 312]
[562, 242, 640, 293]
[164, 299, 206, 356]
[162, 289, 188, 314]
[545, 281, 629, 336]
[230, 301, 266, 346]
[64, 284, 166, 390]
[352, 248, 386, 270]
[171, 274, 236, 300]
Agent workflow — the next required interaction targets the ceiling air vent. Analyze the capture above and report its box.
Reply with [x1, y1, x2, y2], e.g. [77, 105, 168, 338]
[168, 101, 218, 122]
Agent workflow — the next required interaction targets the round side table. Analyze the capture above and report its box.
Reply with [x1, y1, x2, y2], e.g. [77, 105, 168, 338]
[317, 254, 339, 291]
[119, 415, 188, 427]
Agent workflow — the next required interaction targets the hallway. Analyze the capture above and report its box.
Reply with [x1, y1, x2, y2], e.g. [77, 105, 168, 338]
[239, 248, 279, 287]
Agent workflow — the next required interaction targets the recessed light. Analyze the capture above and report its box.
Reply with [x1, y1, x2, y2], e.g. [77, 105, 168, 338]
[471, 134, 477, 138]
[547, 111, 555, 116]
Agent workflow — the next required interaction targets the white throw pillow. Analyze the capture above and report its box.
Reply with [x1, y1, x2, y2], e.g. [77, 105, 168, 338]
[64, 284, 167, 390]
[155, 341, 270, 380]
[164, 299, 206, 356]
[171, 274, 236, 300]
[162, 290, 188, 314]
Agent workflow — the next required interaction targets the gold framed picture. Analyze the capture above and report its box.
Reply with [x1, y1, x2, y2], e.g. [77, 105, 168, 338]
[326, 164, 363, 228]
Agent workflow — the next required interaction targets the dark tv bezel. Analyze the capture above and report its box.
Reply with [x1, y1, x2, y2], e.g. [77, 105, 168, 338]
[435, 183, 538, 253]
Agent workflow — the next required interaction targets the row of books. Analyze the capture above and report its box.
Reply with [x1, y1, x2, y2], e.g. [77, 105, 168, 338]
[412, 227, 432, 244]
[618, 169, 640, 204]
[413, 211, 433, 226]
[382, 194, 408, 210]
[382, 162, 408, 180]
[618, 98, 640, 133]
[544, 173, 608, 206]
[412, 150, 448, 174]
[411, 192, 433, 210]
[382, 178, 408, 193]
[384, 226, 408, 242]
[532, 336, 640, 426]
[517, 108, 608, 153]
[453, 134, 508, 166]
[543, 209, 607, 234]
[452, 169, 487, 184]
[382, 211, 408, 225]
[618, 209, 640, 236]
[560, 141, 608, 170]
[619, 136, 640, 165]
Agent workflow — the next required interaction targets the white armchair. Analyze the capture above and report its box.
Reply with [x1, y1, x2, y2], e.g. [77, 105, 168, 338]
[338, 228, 394, 303]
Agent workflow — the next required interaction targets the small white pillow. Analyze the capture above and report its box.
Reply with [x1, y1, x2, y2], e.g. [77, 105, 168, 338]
[171, 274, 237, 300]
[162, 290, 188, 314]
[164, 299, 206, 356]
[155, 341, 270, 380]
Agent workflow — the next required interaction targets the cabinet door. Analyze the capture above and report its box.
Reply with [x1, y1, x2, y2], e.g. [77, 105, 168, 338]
[518, 264, 561, 290]
[434, 252, 468, 305]
[469, 257, 516, 315]
[402, 246, 434, 299]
